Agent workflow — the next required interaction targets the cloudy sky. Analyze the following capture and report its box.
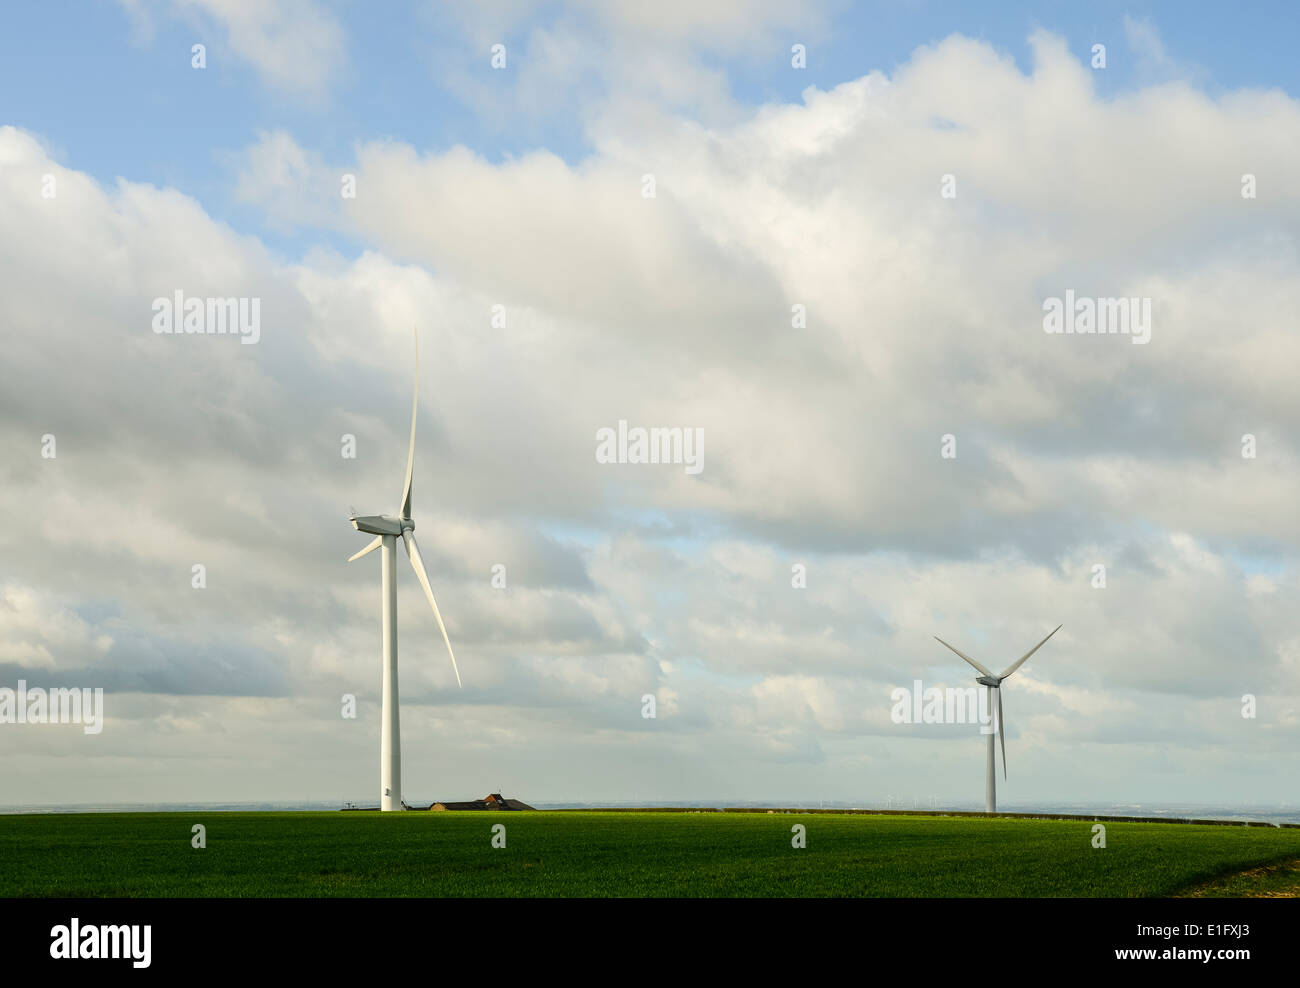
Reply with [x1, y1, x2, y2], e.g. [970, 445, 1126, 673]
[2, 1, 1299, 809]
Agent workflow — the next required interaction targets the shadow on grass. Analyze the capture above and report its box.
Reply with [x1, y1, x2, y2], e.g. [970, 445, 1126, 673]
[1176, 856, 1300, 898]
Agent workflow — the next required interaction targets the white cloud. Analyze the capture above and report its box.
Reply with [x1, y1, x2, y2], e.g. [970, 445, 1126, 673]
[0, 587, 113, 670]
[119, 0, 347, 97]
[426, 0, 832, 130]
[1121, 14, 1204, 86]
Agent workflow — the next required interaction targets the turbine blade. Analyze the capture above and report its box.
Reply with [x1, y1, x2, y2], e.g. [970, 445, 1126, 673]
[399, 328, 419, 521]
[933, 636, 993, 677]
[998, 624, 1062, 680]
[348, 535, 383, 563]
[996, 687, 1007, 779]
[403, 531, 462, 687]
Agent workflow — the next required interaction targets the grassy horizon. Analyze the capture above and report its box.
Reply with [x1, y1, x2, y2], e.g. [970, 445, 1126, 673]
[3, 811, 1299, 897]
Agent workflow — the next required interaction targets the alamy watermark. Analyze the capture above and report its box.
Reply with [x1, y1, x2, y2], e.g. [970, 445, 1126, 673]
[50, 918, 150, 968]
[1043, 290, 1150, 344]
[890, 680, 998, 733]
[152, 290, 261, 344]
[0, 680, 104, 734]
[595, 420, 704, 475]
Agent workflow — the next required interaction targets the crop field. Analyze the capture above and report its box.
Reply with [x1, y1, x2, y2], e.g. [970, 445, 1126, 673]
[2, 811, 1298, 897]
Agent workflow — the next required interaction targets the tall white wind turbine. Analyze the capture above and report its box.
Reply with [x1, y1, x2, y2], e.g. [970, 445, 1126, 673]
[933, 625, 1060, 813]
[348, 330, 461, 811]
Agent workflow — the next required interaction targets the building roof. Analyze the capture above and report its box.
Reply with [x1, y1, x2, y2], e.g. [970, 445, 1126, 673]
[429, 794, 536, 811]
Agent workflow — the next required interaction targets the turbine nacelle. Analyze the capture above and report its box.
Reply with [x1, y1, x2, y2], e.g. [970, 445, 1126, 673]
[351, 514, 410, 536]
[976, 675, 1002, 688]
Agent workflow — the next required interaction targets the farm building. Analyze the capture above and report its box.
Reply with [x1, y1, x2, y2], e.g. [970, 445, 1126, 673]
[429, 793, 536, 811]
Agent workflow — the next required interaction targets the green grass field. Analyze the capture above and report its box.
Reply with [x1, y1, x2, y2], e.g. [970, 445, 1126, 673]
[2, 811, 1298, 897]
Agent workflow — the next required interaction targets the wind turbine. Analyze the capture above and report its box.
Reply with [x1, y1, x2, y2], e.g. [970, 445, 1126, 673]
[933, 625, 1060, 814]
[348, 330, 461, 811]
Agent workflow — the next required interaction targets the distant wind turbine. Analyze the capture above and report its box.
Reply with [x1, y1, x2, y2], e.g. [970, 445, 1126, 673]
[933, 625, 1061, 814]
[349, 330, 461, 811]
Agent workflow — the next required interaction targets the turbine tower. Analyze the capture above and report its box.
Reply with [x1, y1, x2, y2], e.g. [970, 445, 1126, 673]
[933, 625, 1060, 814]
[348, 330, 461, 811]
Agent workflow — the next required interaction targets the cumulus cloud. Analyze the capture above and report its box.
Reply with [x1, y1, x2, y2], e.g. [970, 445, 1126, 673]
[232, 32, 1300, 554]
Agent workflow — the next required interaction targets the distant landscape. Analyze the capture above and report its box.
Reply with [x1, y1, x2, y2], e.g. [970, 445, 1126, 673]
[5, 801, 1299, 825]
